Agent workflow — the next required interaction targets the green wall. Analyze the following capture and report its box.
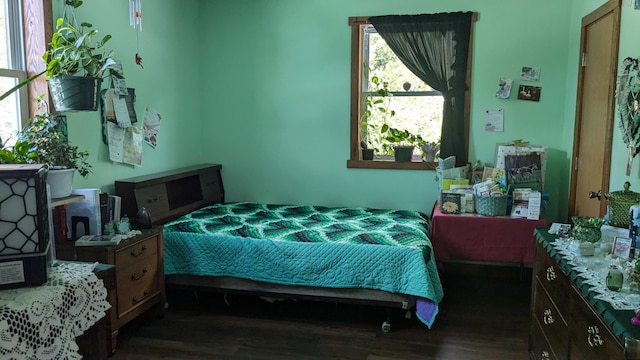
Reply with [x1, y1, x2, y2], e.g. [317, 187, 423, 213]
[55, 0, 205, 197]
[199, 0, 572, 220]
[56, 0, 639, 222]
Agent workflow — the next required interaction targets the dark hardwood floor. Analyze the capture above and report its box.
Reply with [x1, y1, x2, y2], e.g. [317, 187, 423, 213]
[110, 264, 532, 359]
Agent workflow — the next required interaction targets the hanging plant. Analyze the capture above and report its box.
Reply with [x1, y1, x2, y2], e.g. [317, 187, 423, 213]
[615, 57, 640, 175]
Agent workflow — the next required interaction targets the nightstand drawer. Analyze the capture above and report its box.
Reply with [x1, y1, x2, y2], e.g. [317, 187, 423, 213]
[116, 236, 158, 268]
[116, 256, 159, 316]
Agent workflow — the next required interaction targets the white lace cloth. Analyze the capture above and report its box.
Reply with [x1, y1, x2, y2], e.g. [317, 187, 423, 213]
[551, 238, 640, 310]
[0, 262, 111, 360]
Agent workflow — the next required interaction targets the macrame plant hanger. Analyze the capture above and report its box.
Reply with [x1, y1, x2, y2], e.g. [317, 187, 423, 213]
[129, 0, 144, 68]
[616, 57, 640, 175]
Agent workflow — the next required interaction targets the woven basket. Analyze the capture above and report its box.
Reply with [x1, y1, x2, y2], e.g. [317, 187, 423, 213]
[475, 195, 508, 216]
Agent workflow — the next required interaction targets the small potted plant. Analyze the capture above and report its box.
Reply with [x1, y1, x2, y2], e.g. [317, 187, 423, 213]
[1, 96, 92, 198]
[421, 138, 440, 162]
[43, 0, 119, 112]
[379, 125, 427, 162]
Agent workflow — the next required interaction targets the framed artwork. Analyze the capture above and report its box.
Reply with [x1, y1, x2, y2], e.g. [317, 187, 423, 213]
[613, 236, 632, 259]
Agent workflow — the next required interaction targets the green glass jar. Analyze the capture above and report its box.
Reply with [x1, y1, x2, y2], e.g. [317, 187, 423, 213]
[606, 264, 624, 292]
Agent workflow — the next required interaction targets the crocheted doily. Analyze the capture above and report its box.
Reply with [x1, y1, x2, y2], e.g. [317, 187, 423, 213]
[0, 262, 111, 359]
[552, 239, 640, 310]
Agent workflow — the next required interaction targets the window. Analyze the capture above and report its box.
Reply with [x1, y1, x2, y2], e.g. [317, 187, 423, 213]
[0, 0, 28, 147]
[361, 25, 443, 162]
[0, 0, 50, 148]
[347, 14, 475, 170]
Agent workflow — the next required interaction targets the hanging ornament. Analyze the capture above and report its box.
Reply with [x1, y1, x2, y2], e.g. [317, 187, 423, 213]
[129, 0, 144, 69]
[129, 0, 143, 32]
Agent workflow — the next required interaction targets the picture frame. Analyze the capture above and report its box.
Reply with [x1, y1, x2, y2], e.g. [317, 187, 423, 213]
[613, 236, 632, 259]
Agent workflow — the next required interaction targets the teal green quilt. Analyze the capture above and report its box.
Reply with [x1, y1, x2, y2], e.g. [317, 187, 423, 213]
[163, 202, 443, 326]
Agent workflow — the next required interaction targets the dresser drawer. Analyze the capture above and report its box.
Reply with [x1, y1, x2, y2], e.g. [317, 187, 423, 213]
[116, 256, 160, 316]
[568, 289, 624, 360]
[535, 243, 571, 318]
[530, 317, 559, 360]
[116, 236, 158, 269]
[534, 279, 569, 357]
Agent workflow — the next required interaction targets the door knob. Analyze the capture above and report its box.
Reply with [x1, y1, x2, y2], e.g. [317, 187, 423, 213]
[589, 190, 602, 200]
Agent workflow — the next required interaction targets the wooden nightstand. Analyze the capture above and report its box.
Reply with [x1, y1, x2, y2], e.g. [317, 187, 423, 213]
[56, 227, 166, 354]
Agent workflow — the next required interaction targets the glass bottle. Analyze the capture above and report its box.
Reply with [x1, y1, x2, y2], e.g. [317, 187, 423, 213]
[606, 264, 624, 292]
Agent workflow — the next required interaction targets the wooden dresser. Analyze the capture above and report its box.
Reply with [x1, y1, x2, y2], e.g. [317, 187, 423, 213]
[56, 227, 165, 354]
[530, 228, 640, 360]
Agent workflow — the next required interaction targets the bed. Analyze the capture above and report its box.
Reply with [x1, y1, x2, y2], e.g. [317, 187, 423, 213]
[114, 164, 444, 331]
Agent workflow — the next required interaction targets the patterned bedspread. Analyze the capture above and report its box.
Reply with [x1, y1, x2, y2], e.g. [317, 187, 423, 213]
[163, 202, 443, 327]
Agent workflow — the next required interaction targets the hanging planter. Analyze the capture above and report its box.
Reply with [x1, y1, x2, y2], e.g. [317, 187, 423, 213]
[43, 0, 119, 112]
[615, 57, 640, 175]
[48, 76, 102, 112]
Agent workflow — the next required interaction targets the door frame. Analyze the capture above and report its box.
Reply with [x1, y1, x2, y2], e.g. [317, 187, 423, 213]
[568, 0, 620, 220]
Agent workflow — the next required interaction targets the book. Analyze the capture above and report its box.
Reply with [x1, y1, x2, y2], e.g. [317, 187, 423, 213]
[440, 191, 462, 214]
[76, 234, 127, 246]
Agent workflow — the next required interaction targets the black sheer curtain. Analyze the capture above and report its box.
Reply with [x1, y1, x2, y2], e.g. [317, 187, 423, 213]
[369, 12, 473, 166]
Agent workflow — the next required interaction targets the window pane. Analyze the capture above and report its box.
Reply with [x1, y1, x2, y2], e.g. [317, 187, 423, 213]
[0, 0, 9, 69]
[0, 76, 20, 146]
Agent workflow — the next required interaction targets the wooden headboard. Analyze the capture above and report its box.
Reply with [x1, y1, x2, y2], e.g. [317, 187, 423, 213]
[114, 164, 225, 225]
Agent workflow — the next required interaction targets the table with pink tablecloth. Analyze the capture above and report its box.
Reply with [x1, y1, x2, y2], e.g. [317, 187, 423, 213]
[429, 205, 547, 269]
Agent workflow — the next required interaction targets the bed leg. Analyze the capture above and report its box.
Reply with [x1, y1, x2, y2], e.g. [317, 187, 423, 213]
[381, 308, 392, 333]
[193, 290, 200, 304]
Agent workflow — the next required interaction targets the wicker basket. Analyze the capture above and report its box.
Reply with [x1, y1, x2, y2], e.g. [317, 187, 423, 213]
[475, 195, 508, 216]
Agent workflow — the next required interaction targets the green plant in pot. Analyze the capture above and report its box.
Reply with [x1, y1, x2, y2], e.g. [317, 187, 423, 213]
[43, 0, 119, 112]
[380, 125, 427, 162]
[360, 76, 394, 160]
[0, 96, 92, 198]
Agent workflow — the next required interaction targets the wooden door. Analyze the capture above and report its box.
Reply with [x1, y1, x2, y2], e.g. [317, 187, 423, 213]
[569, 1, 620, 219]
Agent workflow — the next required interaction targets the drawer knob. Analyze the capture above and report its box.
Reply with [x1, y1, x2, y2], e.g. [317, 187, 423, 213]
[132, 290, 150, 304]
[542, 309, 554, 325]
[546, 266, 557, 281]
[130, 245, 147, 257]
[541, 351, 550, 360]
[131, 267, 148, 281]
[587, 326, 604, 347]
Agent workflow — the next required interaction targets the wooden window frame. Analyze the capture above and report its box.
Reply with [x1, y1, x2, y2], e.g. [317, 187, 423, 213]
[346, 16, 474, 171]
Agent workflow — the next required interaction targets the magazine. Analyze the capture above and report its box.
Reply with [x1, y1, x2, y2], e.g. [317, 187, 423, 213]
[76, 234, 128, 246]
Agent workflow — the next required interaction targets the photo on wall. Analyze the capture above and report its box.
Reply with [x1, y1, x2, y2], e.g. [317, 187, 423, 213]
[517, 85, 542, 102]
[520, 66, 540, 81]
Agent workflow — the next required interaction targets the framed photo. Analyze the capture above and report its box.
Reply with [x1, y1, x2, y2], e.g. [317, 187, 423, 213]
[517, 85, 542, 101]
[613, 236, 633, 259]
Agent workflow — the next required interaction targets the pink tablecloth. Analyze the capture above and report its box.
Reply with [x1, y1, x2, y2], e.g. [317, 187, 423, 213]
[429, 205, 547, 268]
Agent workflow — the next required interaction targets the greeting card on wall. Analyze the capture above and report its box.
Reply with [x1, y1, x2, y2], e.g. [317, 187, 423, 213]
[485, 109, 504, 132]
[521, 66, 540, 81]
[496, 77, 513, 99]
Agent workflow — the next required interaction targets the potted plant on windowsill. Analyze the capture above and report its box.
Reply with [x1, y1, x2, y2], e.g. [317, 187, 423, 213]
[0, 97, 92, 198]
[421, 138, 440, 162]
[43, 0, 119, 112]
[380, 125, 427, 162]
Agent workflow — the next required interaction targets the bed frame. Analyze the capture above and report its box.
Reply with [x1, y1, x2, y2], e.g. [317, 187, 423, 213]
[115, 164, 416, 331]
